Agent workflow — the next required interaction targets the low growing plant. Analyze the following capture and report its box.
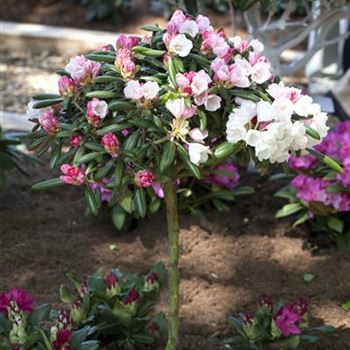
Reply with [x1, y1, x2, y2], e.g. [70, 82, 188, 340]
[27, 9, 341, 349]
[229, 295, 333, 349]
[275, 120, 350, 251]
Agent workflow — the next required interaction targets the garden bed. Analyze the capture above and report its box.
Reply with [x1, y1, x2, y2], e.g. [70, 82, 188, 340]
[0, 160, 349, 349]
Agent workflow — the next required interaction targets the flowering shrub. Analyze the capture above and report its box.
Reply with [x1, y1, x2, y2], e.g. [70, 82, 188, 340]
[26, 9, 336, 350]
[229, 296, 333, 349]
[275, 121, 350, 250]
[0, 263, 165, 349]
[58, 262, 166, 348]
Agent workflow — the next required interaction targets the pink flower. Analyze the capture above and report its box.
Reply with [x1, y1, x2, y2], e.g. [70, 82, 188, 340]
[105, 271, 118, 289]
[288, 155, 317, 171]
[205, 161, 240, 189]
[0, 288, 34, 313]
[58, 76, 77, 98]
[135, 170, 154, 187]
[86, 98, 108, 127]
[39, 111, 59, 135]
[166, 9, 187, 35]
[90, 178, 112, 202]
[64, 55, 101, 85]
[338, 164, 350, 188]
[196, 15, 212, 34]
[115, 48, 137, 79]
[231, 36, 250, 53]
[53, 328, 72, 350]
[116, 34, 139, 50]
[123, 288, 140, 305]
[69, 135, 82, 148]
[275, 305, 301, 337]
[60, 164, 85, 186]
[202, 31, 230, 58]
[101, 132, 119, 156]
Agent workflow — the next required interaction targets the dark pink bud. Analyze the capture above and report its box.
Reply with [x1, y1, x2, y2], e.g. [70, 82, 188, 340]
[105, 271, 118, 289]
[259, 294, 273, 310]
[69, 135, 82, 148]
[80, 277, 88, 297]
[101, 132, 119, 156]
[243, 311, 254, 326]
[53, 328, 72, 350]
[146, 272, 159, 284]
[123, 288, 140, 305]
[135, 170, 154, 187]
[0, 288, 33, 314]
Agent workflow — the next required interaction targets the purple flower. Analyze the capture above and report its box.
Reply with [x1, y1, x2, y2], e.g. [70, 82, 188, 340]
[205, 160, 240, 189]
[0, 288, 34, 313]
[151, 182, 164, 198]
[288, 155, 317, 171]
[275, 305, 301, 337]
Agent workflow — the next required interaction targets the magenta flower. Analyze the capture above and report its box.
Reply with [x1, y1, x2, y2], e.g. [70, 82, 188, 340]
[58, 76, 77, 98]
[0, 288, 34, 313]
[205, 161, 240, 189]
[60, 164, 85, 186]
[105, 271, 118, 289]
[116, 34, 139, 50]
[275, 305, 301, 337]
[69, 135, 82, 148]
[53, 328, 72, 350]
[123, 288, 140, 305]
[101, 132, 119, 156]
[288, 155, 317, 171]
[135, 170, 154, 188]
[39, 111, 59, 136]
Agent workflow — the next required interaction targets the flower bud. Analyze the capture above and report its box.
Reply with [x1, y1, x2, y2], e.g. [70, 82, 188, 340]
[135, 170, 154, 187]
[101, 132, 119, 156]
[123, 288, 140, 316]
[144, 272, 159, 293]
[104, 271, 120, 298]
[39, 111, 59, 136]
[58, 76, 77, 98]
[69, 135, 82, 148]
[70, 299, 85, 326]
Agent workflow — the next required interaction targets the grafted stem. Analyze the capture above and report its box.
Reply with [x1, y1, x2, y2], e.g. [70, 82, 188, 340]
[164, 178, 180, 350]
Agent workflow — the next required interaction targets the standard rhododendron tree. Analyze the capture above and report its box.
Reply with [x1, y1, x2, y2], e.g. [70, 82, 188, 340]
[28, 10, 339, 350]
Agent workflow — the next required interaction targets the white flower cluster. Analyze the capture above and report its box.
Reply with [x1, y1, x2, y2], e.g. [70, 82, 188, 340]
[226, 82, 328, 163]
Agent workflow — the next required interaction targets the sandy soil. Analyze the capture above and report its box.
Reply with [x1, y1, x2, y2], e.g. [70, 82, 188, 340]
[0, 160, 349, 349]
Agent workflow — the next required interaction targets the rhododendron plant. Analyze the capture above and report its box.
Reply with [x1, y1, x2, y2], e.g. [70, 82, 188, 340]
[275, 121, 350, 251]
[229, 296, 332, 349]
[28, 10, 339, 349]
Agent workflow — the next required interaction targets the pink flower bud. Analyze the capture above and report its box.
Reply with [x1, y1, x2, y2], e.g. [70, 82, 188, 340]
[135, 170, 154, 187]
[123, 288, 140, 305]
[101, 132, 119, 156]
[39, 111, 59, 135]
[146, 272, 159, 284]
[58, 76, 77, 98]
[116, 34, 139, 50]
[60, 164, 85, 186]
[53, 328, 72, 350]
[243, 311, 255, 326]
[105, 271, 118, 289]
[69, 135, 82, 148]
[115, 49, 137, 79]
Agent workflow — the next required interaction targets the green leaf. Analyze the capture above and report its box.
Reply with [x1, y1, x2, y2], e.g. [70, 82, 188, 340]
[303, 273, 316, 283]
[76, 341, 100, 350]
[84, 185, 98, 215]
[108, 101, 136, 112]
[232, 186, 254, 196]
[85, 91, 118, 99]
[132, 46, 166, 57]
[87, 276, 105, 295]
[32, 93, 61, 100]
[141, 25, 162, 32]
[327, 217, 344, 234]
[177, 144, 201, 179]
[307, 148, 343, 174]
[168, 56, 177, 87]
[276, 203, 303, 218]
[183, 0, 199, 15]
[76, 152, 104, 164]
[214, 142, 237, 159]
[95, 123, 130, 136]
[293, 214, 309, 227]
[32, 178, 62, 191]
[112, 205, 126, 230]
[135, 188, 147, 218]
[86, 53, 115, 63]
[28, 304, 51, 325]
[69, 326, 91, 348]
[94, 76, 121, 83]
[59, 285, 75, 303]
[341, 300, 350, 311]
[149, 198, 161, 214]
[33, 98, 63, 109]
[114, 161, 124, 186]
[305, 126, 321, 140]
[160, 141, 176, 172]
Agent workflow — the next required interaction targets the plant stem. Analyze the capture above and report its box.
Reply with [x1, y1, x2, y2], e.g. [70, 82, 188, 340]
[164, 178, 180, 350]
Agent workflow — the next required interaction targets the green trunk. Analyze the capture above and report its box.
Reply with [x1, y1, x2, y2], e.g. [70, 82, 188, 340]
[164, 178, 180, 350]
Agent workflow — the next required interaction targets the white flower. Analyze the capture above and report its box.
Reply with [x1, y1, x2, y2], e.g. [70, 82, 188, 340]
[124, 80, 143, 100]
[204, 94, 221, 111]
[141, 81, 160, 100]
[169, 34, 193, 57]
[65, 56, 86, 81]
[249, 39, 264, 52]
[226, 109, 252, 143]
[179, 20, 199, 38]
[251, 62, 271, 84]
[90, 99, 108, 118]
[272, 98, 294, 122]
[191, 70, 211, 95]
[234, 58, 252, 76]
[289, 121, 308, 150]
[166, 98, 186, 118]
[188, 143, 211, 165]
[196, 15, 212, 33]
[189, 128, 208, 143]
[294, 95, 313, 117]
[257, 100, 275, 122]
[306, 112, 329, 147]
[235, 98, 257, 118]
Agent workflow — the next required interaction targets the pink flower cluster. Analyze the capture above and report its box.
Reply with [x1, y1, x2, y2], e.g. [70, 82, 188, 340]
[205, 160, 240, 189]
[60, 164, 85, 186]
[289, 121, 350, 212]
[115, 35, 139, 79]
[275, 302, 305, 337]
[0, 288, 34, 314]
[39, 111, 60, 136]
[64, 55, 101, 86]
[101, 132, 119, 156]
[135, 170, 154, 187]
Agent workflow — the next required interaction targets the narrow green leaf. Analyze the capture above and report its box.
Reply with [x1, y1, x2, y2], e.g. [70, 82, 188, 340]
[33, 98, 63, 109]
[135, 188, 147, 218]
[76, 152, 104, 164]
[86, 91, 118, 99]
[109, 101, 136, 112]
[32, 93, 61, 100]
[305, 126, 321, 140]
[84, 185, 98, 215]
[86, 53, 115, 63]
[214, 142, 237, 159]
[59, 285, 75, 303]
[112, 205, 126, 231]
[132, 46, 166, 57]
[32, 178, 62, 191]
[94, 76, 121, 83]
[307, 148, 343, 174]
[327, 217, 344, 234]
[276, 203, 303, 218]
[160, 141, 176, 172]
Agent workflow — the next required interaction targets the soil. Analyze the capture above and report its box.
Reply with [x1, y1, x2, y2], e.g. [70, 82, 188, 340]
[0, 159, 349, 350]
